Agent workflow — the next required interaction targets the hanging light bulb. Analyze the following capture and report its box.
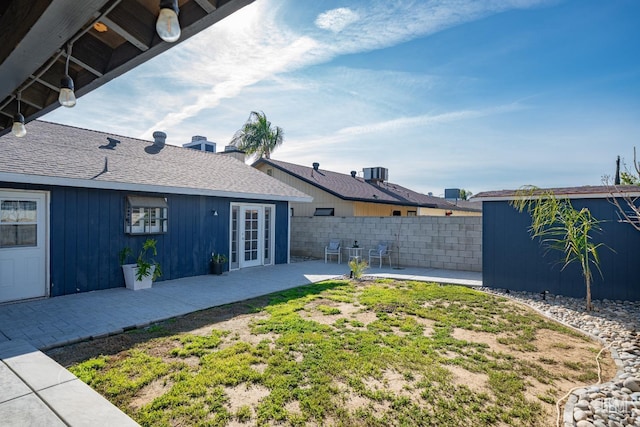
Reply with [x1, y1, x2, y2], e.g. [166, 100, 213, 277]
[59, 44, 76, 107]
[12, 94, 26, 138]
[156, 0, 180, 43]
[59, 75, 76, 107]
[12, 113, 26, 138]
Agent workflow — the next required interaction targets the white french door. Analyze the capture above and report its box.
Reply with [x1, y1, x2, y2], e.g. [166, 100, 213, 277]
[240, 206, 261, 268]
[231, 204, 274, 269]
[0, 190, 48, 303]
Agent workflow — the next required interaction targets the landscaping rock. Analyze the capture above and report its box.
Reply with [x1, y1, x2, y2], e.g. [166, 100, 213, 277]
[623, 378, 640, 393]
[575, 409, 589, 421]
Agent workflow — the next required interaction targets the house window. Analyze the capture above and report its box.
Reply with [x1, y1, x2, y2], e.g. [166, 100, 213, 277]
[314, 208, 334, 216]
[0, 200, 37, 247]
[407, 211, 417, 216]
[392, 210, 401, 216]
[125, 196, 168, 235]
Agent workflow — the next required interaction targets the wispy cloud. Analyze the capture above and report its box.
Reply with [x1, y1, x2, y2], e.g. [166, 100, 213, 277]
[336, 104, 525, 137]
[315, 8, 360, 33]
[139, 0, 552, 137]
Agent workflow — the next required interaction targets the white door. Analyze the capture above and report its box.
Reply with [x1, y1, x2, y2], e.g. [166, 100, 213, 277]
[240, 206, 262, 268]
[0, 191, 47, 303]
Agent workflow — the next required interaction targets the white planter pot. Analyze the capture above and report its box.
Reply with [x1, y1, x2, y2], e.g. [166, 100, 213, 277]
[122, 264, 154, 290]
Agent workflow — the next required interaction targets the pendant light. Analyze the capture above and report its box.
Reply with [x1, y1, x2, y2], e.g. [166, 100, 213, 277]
[156, 0, 180, 43]
[12, 93, 26, 138]
[59, 44, 76, 108]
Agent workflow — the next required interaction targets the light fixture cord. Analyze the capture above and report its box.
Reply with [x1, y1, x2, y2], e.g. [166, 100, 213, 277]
[16, 92, 21, 113]
[65, 43, 73, 75]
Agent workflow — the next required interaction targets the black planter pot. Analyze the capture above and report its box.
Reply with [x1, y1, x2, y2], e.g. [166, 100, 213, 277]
[209, 261, 224, 275]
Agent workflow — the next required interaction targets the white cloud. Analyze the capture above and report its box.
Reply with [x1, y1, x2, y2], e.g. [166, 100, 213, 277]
[137, 0, 552, 137]
[315, 8, 360, 33]
[336, 104, 524, 137]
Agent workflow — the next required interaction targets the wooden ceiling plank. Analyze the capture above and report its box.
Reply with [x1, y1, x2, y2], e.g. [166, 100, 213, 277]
[30, 76, 60, 93]
[100, 0, 157, 52]
[192, 0, 218, 14]
[20, 97, 44, 111]
[0, 0, 111, 102]
[179, 1, 209, 28]
[0, 0, 50, 69]
[100, 16, 150, 51]
[71, 35, 112, 77]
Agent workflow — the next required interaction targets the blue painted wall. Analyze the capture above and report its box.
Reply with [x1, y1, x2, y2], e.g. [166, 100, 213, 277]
[483, 198, 640, 301]
[1, 182, 290, 297]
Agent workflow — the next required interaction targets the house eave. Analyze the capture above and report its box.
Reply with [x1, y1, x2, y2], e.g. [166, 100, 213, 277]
[473, 191, 640, 203]
[0, 172, 313, 203]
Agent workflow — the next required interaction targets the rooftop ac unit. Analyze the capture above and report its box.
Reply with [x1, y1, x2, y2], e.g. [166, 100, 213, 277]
[363, 167, 388, 182]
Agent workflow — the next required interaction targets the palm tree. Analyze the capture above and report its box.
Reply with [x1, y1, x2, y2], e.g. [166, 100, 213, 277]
[229, 111, 284, 160]
[511, 186, 607, 311]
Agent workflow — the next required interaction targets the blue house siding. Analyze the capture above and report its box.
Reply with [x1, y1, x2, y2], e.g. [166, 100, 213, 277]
[1, 182, 290, 297]
[483, 198, 640, 301]
[275, 202, 290, 265]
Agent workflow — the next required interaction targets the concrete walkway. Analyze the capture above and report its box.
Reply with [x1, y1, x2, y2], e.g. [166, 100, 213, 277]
[0, 260, 481, 426]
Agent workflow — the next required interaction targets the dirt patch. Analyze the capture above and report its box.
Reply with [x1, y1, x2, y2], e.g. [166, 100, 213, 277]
[302, 299, 363, 326]
[209, 313, 278, 349]
[415, 317, 436, 336]
[350, 311, 378, 326]
[130, 378, 173, 410]
[225, 384, 270, 413]
[446, 364, 490, 394]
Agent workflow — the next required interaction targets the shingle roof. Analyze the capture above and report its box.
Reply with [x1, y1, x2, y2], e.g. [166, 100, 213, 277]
[473, 185, 640, 201]
[255, 159, 480, 212]
[0, 121, 311, 202]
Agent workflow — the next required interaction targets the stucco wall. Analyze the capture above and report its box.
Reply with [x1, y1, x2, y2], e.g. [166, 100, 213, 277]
[290, 216, 482, 272]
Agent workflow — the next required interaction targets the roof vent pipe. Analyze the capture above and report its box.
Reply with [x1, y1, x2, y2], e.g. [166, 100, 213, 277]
[153, 131, 167, 147]
[312, 162, 320, 171]
[350, 171, 357, 178]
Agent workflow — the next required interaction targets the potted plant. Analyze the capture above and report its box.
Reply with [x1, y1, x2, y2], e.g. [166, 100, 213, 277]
[119, 238, 162, 290]
[209, 252, 227, 275]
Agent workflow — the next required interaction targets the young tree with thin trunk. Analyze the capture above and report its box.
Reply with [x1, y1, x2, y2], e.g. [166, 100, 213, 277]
[511, 186, 606, 311]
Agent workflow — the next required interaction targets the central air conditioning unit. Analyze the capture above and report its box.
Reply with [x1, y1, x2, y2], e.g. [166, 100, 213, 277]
[363, 167, 388, 182]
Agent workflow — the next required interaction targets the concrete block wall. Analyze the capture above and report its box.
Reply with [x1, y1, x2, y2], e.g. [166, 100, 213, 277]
[290, 216, 482, 272]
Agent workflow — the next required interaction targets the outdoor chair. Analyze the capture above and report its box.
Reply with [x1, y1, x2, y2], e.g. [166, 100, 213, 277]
[369, 243, 392, 268]
[325, 239, 342, 264]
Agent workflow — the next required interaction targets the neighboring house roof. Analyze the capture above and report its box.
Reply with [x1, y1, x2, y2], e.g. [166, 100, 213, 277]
[0, 121, 311, 202]
[473, 185, 640, 202]
[254, 158, 480, 212]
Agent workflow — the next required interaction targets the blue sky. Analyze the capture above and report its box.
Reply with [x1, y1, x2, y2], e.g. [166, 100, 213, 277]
[44, 0, 640, 196]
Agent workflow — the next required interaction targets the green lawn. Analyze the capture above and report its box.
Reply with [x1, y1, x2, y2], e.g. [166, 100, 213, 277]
[64, 279, 611, 426]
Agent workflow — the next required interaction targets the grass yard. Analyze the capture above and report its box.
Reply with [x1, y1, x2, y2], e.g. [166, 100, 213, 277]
[47, 279, 615, 426]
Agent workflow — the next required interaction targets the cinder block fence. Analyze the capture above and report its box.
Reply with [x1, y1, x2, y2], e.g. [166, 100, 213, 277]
[290, 216, 482, 272]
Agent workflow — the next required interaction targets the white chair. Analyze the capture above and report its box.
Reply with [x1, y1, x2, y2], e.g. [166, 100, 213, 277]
[325, 239, 341, 263]
[369, 243, 392, 268]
